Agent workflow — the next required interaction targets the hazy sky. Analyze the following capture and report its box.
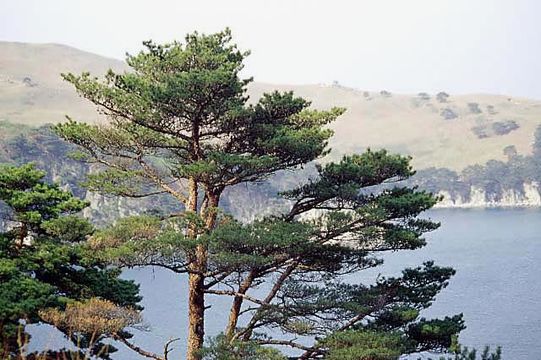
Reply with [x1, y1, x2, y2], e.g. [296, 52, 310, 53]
[2, 0, 541, 98]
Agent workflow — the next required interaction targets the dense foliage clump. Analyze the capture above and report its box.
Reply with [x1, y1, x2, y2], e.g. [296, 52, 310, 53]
[0, 164, 141, 359]
[48, 29, 470, 360]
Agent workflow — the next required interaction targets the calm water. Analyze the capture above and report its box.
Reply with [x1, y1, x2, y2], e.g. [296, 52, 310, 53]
[34, 209, 541, 359]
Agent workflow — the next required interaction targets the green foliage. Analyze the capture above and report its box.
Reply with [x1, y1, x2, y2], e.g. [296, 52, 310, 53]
[420, 342, 502, 360]
[282, 149, 415, 205]
[436, 92, 449, 103]
[53, 29, 345, 199]
[407, 315, 465, 351]
[0, 164, 141, 358]
[443, 345, 502, 360]
[321, 330, 497, 360]
[412, 124, 541, 202]
[202, 335, 286, 360]
[0, 125, 88, 195]
[320, 330, 406, 360]
[0, 123, 185, 226]
[50, 29, 471, 359]
[0, 164, 88, 227]
[87, 215, 198, 270]
[492, 120, 519, 136]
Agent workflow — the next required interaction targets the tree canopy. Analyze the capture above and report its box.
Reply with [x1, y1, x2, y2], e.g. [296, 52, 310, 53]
[0, 163, 141, 359]
[53, 29, 465, 360]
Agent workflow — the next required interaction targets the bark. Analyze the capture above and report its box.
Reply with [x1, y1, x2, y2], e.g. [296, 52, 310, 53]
[237, 261, 299, 341]
[186, 188, 219, 360]
[114, 334, 164, 360]
[186, 177, 203, 360]
[186, 270, 205, 360]
[225, 271, 256, 339]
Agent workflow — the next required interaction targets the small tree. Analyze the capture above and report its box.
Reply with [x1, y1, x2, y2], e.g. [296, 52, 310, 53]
[436, 92, 449, 103]
[0, 163, 141, 358]
[54, 29, 464, 360]
[503, 145, 518, 160]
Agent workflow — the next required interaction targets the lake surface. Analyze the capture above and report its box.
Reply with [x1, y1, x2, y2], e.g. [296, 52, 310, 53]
[36, 209, 541, 359]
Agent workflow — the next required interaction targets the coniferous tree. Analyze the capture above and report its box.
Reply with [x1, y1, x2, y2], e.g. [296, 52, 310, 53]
[54, 29, 464, 360]
[0, 163, 141, 359]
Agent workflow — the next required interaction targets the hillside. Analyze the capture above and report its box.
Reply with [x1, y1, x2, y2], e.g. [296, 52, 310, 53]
[2, 42, 541, 171]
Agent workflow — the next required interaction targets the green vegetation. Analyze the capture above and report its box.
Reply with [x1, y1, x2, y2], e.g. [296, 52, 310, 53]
[471, 120, 520, 139]
[0, 163, 141, 359]
[440, 108, 458, 120]
[436, 92, 449, 103]
[47, 29, 467, 360]
[412, 124, 541, 202]
[4, 41, 541, 171]
[492, 120, 519, 136]
[0, 30, 512, 360]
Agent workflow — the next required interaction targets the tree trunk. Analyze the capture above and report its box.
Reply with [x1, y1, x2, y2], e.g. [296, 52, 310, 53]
[186, 190, 219, 360]
[186, 269, 205, 360]
[186, 177, 204, 360]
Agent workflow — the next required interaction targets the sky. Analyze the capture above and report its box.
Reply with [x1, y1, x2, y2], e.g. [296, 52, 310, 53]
[1, 0, 541, 98]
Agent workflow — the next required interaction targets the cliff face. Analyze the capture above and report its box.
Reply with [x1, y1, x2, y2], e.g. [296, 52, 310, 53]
[435, 182, 541, 208]
[2, 124, 541, 227]
[0, 127, 541, 227]
[2, 41, 541, 218]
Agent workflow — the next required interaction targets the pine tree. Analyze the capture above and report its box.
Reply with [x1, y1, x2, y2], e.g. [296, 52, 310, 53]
[0, 163, 141, 358]
[54, 29, 464, 360]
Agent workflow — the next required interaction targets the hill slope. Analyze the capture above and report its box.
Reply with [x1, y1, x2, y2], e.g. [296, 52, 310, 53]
[1, 41, 541, 170]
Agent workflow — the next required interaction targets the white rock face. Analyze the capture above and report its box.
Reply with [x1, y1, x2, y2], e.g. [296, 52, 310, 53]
[469, 186, 487, 207]
[435, 182, 541, 208]
[81, 191, 142, 223]
[524, 182, 541, 204]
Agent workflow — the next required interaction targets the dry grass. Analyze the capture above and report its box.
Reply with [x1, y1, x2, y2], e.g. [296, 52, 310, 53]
[1, 42, 541, 171]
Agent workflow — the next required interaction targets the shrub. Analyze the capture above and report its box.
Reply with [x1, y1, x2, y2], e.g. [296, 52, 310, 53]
[440, 108, 458, 120]
[467, 103, 482, 114]
[471, 125, 489, 139]
[436, 92, 450, 103]
[492, 120, 519, 135]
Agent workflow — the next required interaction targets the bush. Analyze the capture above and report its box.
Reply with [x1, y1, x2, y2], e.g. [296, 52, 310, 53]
[492, 120, 519, 135]
[467, 103, 482, 114]
[471, 126, 489, 139]
[503, 145, 518, 158]
[440, 108, 458, 120]
[321, 330, 405, 360]
[436, 92, 450, 103]
[202, 336, 285, 360]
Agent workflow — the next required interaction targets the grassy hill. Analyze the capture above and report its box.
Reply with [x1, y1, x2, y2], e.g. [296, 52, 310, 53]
[1, 41, 540, 170]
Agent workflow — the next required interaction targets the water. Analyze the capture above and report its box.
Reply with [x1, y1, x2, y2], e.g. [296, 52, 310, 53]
[35, 209, 541, 359]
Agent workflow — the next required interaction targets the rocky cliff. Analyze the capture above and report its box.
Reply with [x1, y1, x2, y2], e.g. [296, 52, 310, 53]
[435, 183, 541, 208]
[2, 124, 541, 227]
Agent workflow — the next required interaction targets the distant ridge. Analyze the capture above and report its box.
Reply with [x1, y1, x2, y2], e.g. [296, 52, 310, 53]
[1, 41, 541, 170]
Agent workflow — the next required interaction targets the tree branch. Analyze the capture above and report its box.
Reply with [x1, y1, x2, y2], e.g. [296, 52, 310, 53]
[163, 337, 181, 360]
[113, 333, 164, 360]
[255, 338, 315, 352]
[235, 259, 301, 340]
[205, 289, 266, 306]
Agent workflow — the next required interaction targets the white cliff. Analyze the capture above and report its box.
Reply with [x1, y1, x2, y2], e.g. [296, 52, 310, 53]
[434, 182, 541, 208]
